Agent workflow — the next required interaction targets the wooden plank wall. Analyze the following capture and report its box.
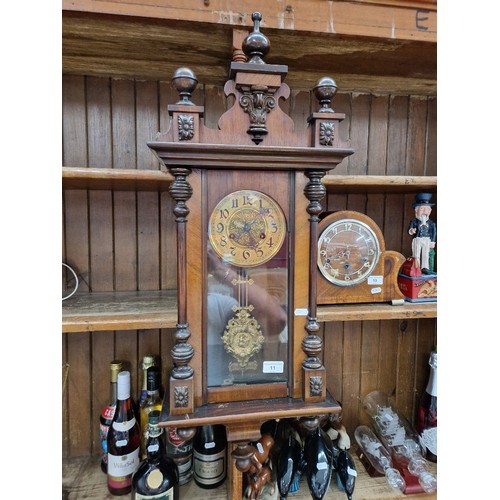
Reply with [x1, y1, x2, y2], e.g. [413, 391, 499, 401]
[62, 75, 437, 458]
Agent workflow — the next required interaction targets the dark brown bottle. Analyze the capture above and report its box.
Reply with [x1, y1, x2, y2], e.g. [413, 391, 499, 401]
[416, 350, 437, 462]
[99, 360, 123, 473]
[132, 410, 179, 499]
[107, 370, 141, 495]
[193, 424, 227, 489]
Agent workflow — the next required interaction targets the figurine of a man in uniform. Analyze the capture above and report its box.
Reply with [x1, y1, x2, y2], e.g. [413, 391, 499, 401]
[408, 193, 436, 275]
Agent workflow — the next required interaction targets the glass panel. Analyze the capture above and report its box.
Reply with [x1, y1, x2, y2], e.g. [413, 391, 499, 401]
[207, 236, 289, 387]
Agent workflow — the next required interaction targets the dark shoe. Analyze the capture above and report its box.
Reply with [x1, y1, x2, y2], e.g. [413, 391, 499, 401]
[421, 268, 431, 275]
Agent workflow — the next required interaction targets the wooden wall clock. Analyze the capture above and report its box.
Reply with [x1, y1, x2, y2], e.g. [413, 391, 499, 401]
[317, 210, 405, 305]
[147, 12, 354, 499]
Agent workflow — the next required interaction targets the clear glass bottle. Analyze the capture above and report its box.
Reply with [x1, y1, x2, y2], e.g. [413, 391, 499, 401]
[107, 370, 141, 495]
[193, 424, 227, 489]
[354, 425, 405, 492]
[416, 350, 437, 462]
[132, 410, 179, 500]
[99, 360, 123, 473]
[139, 366, 163, 460]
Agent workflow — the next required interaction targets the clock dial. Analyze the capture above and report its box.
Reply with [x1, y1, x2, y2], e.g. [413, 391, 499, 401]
[318, 218, 381, 286]
[209, 190, 286, 267]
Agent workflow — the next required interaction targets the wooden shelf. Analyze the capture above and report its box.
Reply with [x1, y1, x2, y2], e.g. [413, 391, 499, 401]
[63, 167, 436, 196]
[160, 393, 342, 435]
[62, 290, 435, 333]
[62, 451, 437, 500]
[62, 290, 177, 332]
[318, 302, 437, 322]
[323, 175, 437, 194]
[62, 166, 173, 191]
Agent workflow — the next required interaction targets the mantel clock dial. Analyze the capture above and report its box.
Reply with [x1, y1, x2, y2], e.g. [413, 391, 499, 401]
[317, 211, 405, 305]
[318, 217, 381, 286]
[209, 189, 287, 268]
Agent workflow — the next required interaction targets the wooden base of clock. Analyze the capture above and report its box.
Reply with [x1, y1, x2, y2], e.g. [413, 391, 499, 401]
[317, 250, 405, 305]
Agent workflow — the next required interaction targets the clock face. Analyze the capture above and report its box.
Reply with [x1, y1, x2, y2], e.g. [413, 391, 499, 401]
[208, 190, 287, 267]
[317, 218, 381, 286]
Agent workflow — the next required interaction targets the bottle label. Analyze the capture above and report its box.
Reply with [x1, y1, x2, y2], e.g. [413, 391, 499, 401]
[146, 469, 165, 489]
[112, 417, 137, 433]
[108, 447, 140, 486]
[99, 422, 110, 462]
[167, 427, 185, 447]
[419, 426, 437, 456]
[194, 449, 226, 485]
[102, 405, 116, 420]
[134, 487, 174, 500]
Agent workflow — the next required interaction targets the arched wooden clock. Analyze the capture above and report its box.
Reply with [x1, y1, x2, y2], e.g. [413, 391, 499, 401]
[147, 12, 354, 499]
[317, 211, 405, 304]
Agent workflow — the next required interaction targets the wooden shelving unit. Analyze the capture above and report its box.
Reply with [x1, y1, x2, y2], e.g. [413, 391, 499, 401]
[62, 2, 437, 495]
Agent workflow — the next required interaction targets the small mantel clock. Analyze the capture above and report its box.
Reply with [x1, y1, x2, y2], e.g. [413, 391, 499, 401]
[317, 210, 406, 305]
[148, 12, 354, 499]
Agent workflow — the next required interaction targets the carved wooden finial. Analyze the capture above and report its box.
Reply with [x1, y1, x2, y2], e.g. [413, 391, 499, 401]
[242, 12, 270, 64]
[171, 67, 198, 105]
[313, 76, 338, 113]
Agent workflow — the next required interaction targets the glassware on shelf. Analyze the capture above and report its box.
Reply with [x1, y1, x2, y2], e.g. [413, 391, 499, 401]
[354, 425, 405, 492]
[362, 390, 437, 493]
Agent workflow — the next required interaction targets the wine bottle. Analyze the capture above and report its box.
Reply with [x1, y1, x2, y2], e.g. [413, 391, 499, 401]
[193, 424, 227, 489]
[138, 354, 157, 408]
[107, 370, 141, 495]
[276, 430, 302, 500]
[416, 350, 437, 463]
[303, 426, 334, 500]
[132, 410, 179, 499]
[165, 427, 194, 485]
[99, 360, 123, 473]
[139, 366, 163, 459]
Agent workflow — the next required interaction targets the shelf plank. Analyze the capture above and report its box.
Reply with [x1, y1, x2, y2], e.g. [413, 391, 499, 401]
[323, 175, 437, 194]
[62, 451, 437, 500]
[160, 393, 342, 432]
[318, 302, 437, 322]
[62, 290, 178, 332]
[63, 168, 435, 195]
[62, 291, 435, 333]
[62, 166, 173, 191]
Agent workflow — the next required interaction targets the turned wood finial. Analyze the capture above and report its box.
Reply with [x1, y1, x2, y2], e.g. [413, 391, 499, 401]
[171, 67, 198, 105]
[313, 76, 338, 113]
[242, 12, 270, 64]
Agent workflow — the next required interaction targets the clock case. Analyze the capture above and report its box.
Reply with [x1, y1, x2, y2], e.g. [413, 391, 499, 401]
[147, 12, 353, 494]
[317, 210, 406, 305]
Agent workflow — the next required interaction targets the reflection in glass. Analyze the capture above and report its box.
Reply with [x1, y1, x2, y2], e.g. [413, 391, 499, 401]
[206, 244, 288, 388]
